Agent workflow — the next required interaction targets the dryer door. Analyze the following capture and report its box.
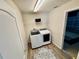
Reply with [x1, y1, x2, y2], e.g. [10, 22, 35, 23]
[0, 10, 24, 59]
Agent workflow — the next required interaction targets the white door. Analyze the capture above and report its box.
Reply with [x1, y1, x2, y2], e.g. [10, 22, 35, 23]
[0, 10, 24, 59]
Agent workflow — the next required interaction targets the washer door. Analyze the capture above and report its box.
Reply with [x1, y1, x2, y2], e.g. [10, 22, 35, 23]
[0, 10, 24, 59]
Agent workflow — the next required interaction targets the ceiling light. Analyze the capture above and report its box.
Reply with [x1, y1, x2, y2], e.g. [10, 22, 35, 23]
[34, 0, 45, 12]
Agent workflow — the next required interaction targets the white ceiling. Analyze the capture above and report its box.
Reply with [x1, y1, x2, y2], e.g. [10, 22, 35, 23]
[13, 0, 71, 13]
[13, 0, 37, 12]
[39, 0, 71, 12]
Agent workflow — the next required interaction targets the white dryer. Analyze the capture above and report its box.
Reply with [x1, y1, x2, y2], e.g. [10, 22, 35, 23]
[40, 29, 51, 45]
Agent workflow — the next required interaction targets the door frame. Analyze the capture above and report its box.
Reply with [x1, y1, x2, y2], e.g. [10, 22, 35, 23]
[62, 7, 79, 49]
[62, 7, 79, 58]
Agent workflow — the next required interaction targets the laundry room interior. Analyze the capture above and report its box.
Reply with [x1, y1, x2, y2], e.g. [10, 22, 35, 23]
[0, 0, 79, 59]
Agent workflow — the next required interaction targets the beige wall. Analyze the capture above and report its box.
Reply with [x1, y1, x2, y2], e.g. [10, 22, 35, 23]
[48, 0, 79, 49]
[6, 0, 26, 50]
[22, 13, 48, 41]
[6, 0, 27, 59]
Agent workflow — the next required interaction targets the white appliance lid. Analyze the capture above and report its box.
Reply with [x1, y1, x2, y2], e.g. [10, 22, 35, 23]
[40, 30, 50, 34]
